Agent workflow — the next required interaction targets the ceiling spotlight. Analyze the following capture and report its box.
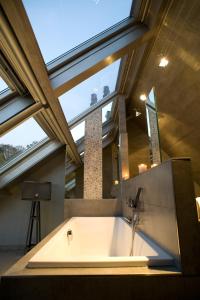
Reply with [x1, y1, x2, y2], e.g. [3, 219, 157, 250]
[159, 57, 169, 67]
[136, 111, 142, 117]
[139, 94, 147, 101]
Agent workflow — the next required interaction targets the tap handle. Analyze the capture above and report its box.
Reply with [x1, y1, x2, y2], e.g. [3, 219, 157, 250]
[133, 187, 143, 208]
[128, 198, 133, 207]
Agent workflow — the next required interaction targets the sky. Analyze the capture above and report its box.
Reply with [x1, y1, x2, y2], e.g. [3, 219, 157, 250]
[1, 0, 132, 160]
[0, 118, 47, 147]
[23, 0, 132, 63]
[0, 77, 8, 92]
[71, 121, 85, 141]
[59, 59, 120, 122]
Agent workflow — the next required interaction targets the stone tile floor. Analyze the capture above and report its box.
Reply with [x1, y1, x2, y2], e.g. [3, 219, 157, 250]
[0, 250, 23, 275]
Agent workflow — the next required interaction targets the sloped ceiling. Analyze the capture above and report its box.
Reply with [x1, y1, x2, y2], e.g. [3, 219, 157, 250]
[128, 0, 200, 192]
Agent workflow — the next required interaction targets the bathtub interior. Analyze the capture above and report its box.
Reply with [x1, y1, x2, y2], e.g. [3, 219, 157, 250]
[28, 217, 174, 267]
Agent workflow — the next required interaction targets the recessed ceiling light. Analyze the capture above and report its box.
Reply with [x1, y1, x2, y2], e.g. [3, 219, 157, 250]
[136, 111, 142, 117]
[159, 57, 169, 67]
[139, 94, 147, 101]
[106, 56, 113, 64]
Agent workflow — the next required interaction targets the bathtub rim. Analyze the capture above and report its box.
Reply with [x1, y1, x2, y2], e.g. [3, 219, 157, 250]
[3, 216, 180, 277]
[27, 216, 174, 269]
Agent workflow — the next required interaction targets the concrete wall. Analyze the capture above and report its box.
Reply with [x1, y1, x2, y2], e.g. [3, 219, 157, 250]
[128, 0, 200, 192]
[117, 158, 200, 275]
[121, 160, 180, 267]
[64, 198, 121, 219]
[0, 147, 65, 248]
[103, 145, 113, 198]
[73, 167, 84, 198]
[127, 119, 151, 178]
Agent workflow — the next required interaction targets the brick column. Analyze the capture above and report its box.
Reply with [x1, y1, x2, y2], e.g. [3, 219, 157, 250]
[84, 109, 102, 199]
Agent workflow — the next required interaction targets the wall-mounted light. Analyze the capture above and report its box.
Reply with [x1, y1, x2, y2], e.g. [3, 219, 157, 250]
[123, 174, 129, 180]
[159, 57, 169, 68]
[139, 94, 147, 101]
[138, 164, 147, 173]
[114, 180, 119, 185]
[151, 163, 158, 168]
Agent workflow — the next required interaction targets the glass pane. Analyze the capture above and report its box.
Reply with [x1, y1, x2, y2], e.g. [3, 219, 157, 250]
[102, 101, 113, 123]
[145, 98, 162, 165]
[146, 106, 151, 138]
[59, 59, 120, 122]
[0, 76, 8, 92]
[23, 0, 132, 63]
[0, 118, 47, 167]
[65, 178, 76, 192]
[148, 87, 156, 108]
[70, 121, 85, 142]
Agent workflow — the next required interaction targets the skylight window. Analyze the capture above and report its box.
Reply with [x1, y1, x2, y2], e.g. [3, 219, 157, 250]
[23, 0, 132, 63]
[148, 87, 156, 108]
[0, 117, 47, 168]
[0, 76, 8, 93]
[59, 59, 120, 122]
[146, 106, 151, 138]
[70, 121, 85, 142]
[102, 101, 113, 123]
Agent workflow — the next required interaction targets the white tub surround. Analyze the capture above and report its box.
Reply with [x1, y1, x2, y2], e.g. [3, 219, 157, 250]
[28, 217, 174, 268]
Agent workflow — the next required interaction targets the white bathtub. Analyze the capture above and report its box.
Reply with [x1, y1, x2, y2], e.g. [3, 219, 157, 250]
[28, 217, 174, 268]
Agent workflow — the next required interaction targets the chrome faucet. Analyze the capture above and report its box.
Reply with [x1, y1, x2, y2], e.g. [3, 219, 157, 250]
[126, 187, 143, 256]
[127, 187, 143, 209]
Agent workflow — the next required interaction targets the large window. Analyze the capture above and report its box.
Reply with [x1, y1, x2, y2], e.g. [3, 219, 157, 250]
[23, 0, 132, 63]
[59, 59, 120, 122]
[0, 117, 47, 167]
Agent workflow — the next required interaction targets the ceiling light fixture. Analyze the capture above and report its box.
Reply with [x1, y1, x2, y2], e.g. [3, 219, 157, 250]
[136, 111, 141, 117]
[139, 94, 147, 101]
[159, 57, 169, 67]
